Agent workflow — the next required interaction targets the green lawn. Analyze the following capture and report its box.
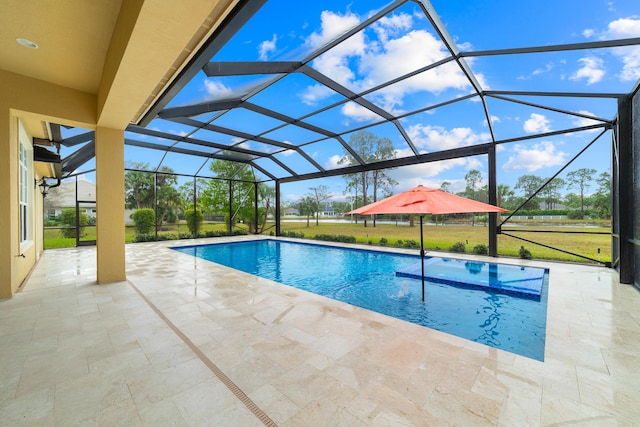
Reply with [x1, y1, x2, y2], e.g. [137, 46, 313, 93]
[279, 221, 611, 264]
[44, 219, 611, 264]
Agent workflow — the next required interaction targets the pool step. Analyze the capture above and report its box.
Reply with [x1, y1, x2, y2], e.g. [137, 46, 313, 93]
[396, 258, 546, 299]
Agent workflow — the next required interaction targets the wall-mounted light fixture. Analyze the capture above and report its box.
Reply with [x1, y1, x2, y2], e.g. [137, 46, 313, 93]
[35, 177, 49, 198]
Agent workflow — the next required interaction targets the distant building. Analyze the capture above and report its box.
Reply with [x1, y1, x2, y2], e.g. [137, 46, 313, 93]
[44, 179, 97, 219]
[284, 207, 299, 216]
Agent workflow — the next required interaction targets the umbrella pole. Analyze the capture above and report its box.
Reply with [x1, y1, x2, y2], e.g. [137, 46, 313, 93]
[420, 215, 425, 302]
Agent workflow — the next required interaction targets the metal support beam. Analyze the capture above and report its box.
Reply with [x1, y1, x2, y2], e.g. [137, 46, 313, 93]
[62, 140, 95, 174]
[460, 37, 640, 57]
[488, 146, 498, 257]
[228, 180, 233, 235]
[254, 183, 259, 234]
[617, 96, 634, 283]
[204, 61, 303, 76]
[275, 181, 281, 236]
[60, 131, 95, 147]
[279, 142, 492, 183]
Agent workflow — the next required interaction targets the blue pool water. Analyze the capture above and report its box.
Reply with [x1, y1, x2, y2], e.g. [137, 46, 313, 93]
[172, 240, 548, 360]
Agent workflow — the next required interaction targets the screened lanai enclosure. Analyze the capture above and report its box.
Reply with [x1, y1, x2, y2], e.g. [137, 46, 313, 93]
[36, 0, 640, 287]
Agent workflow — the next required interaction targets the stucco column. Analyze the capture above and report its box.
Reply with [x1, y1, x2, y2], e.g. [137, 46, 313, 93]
[0, 109, 17, 298]
[95, 127, 125, 283]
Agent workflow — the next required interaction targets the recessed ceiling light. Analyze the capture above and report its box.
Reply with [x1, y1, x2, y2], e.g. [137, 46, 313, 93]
[16, 37, 38, 49]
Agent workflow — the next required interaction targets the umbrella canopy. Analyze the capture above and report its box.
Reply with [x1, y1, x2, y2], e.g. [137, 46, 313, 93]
[348, 185, 508, 216]
[348, 185, 508, 301]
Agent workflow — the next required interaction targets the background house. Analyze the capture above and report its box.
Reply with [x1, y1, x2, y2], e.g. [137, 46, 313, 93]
[44, 180, 96, 220]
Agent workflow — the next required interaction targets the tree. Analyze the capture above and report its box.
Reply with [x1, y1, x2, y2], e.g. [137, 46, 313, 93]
[199, 161, 256, 233]
[464, 169, 483, 226]
[155, 180, 179, 227]
[125, 162, 155, 209]
[125, 162, 179, 228]
[541, 177, 566, 210]
[514, 174, 544, 210]
[332, 201, 351, 215]
[177, 178, 208, 213]
[591, 171, 611, 219]
[563, 192, 582, 210]
[464, 170, 483, 201]
[298, 196, 318, 227]
[309, 185, 331, 226]
[258, 183, 276, 233]
[567, 168, 597, 215]
[440, 181, 451, 193]
[339, 130, 397, 227]
[497, 184, 514, 209]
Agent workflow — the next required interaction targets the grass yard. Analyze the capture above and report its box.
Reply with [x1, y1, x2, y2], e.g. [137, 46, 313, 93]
[279, 222, 611, 264]
[43, 219, 611, 265]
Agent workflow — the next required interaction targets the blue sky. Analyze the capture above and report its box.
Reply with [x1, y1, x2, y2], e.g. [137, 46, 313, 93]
[66, 0, 639, 203]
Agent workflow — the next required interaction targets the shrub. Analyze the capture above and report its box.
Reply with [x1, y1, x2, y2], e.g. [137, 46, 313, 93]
[132, 208, 155, 234]
[403, 240, 420, 249]
[379, 237, 388, 246]
[205, 230, 229, 238]
[567, 210, 584, 220]
[519, 246, 532, 259]
[184, 207, 203, 235]
[314, 234, 356, 243]
[282, 231, 304, 238]
[59, 208, 89, 238]
[449, 242, 466, 253]
[134, 233, 155, 242]
[472, 244, 488, 255]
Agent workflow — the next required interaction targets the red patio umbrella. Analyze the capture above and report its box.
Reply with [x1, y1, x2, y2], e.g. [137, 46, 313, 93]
[348, 185, 508, 301]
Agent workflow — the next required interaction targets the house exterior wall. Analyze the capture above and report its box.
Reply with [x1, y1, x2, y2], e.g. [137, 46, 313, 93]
[0, 70, 96, 299]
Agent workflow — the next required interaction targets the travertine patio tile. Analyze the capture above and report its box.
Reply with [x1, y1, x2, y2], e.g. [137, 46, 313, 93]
[0, 237, 638, 425]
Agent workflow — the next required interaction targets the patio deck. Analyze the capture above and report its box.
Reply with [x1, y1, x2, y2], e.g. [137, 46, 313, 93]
[1, 236, 639, 425]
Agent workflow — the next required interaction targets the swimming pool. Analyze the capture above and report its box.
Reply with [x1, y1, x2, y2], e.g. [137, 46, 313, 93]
[172, 240, 549, 360]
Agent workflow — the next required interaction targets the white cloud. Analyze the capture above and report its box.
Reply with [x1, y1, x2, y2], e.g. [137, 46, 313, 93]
[204, 80, 234, 99]
[258, 34, 277, 61]
[340, 102, 382, 122]
[358, 29, 471, 111]
[603, 17, 640, 81]
[502, 141, 567, 172]
[523, 113, 551, 134]
[466, 157, 482, 170]
[300, 84, 335, 105]
[483, 115, 500, 127]
[301, 10, 479, 118]
[306, 10, 363, 50]
[325, 154, 345, 169]
[583, 29, 595, 38]
[532, 62, 554, 76]
[407, 124, 490, 152]
[572, 110, 602, 132]
[570, 57, 605, 85]
[280, 149, 296, 156]
[306, 10, 365, 88]
[388, 157, 480, 192]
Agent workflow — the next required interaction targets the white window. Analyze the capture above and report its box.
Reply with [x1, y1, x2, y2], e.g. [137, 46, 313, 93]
[19, 142, 30, 243]
[18, 119, 33, 249]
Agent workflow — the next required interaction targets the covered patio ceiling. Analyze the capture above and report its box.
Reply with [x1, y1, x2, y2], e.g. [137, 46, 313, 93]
[55, 0, 640, 183]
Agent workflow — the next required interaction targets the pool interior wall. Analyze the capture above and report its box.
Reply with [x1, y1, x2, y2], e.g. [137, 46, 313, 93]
[172, 239, 549, 361]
